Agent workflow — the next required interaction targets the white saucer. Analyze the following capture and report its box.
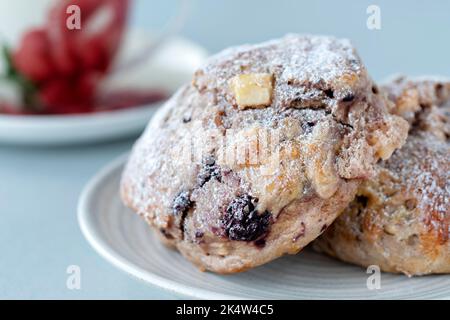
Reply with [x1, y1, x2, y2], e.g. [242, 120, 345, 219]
[77, 155, 450, 300]
[0, 31, 208, 145]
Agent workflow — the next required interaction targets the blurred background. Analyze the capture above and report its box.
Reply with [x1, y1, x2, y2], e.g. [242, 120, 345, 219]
[133, 0, 450, 80]
[1, 0, 448, 85]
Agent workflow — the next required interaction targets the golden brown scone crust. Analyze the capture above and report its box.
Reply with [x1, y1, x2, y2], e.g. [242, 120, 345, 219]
[315, 76, 450, 276]
[120, 35, 408, 273]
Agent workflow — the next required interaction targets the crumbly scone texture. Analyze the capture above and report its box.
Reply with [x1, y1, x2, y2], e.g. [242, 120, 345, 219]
[315, 76, 450, 276]
[120, 35, 408, 273]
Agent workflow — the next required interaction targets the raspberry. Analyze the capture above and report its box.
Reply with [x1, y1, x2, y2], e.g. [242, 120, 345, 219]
[13, 29, 54, 83]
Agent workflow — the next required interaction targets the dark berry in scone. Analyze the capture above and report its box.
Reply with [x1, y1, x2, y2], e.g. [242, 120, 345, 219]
[315, 76, 450, 276]
[120, 35, 408, 273]
[221, 194, 272, 241]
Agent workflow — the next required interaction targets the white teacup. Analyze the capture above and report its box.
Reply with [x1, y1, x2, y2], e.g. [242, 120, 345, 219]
[0, 0, 191, 108]
[0, 0, 190, 70]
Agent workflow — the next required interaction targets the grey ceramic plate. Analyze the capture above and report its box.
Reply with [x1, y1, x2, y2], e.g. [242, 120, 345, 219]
[78, 156, 450, 299]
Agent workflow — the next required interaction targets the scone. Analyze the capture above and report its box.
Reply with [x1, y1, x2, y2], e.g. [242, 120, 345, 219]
[315, 76, 450, 276]
[120, 35, 408, 273]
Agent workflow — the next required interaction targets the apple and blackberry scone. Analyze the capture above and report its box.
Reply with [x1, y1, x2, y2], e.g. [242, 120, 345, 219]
[315, 76, 450, 276]
[120, 35, 408, 273]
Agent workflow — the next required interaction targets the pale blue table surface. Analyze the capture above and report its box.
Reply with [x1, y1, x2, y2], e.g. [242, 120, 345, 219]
[1, 0, 449, 299]
[0, 138, 179, 299]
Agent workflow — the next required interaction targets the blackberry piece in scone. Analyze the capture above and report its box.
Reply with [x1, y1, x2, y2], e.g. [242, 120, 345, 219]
[315, 76, 450, 276]
[120, 35, 408, 273]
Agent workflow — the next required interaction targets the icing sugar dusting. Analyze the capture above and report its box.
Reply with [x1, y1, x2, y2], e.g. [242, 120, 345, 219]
[392, 135, 449, 239]
[198, 34, 368, 106]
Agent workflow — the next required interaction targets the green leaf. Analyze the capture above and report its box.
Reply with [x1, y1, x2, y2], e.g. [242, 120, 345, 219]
[2, 45, 16, 77]
[1, 43, 40, 111]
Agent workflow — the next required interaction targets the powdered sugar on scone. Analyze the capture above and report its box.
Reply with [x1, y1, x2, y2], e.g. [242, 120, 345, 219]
[121, 35, 408, 273]
[315, 76, 450, 276]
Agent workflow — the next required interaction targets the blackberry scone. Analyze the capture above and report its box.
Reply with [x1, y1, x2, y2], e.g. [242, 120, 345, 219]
[315, 76, 450, 276]
[120, 35, 408, 273]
